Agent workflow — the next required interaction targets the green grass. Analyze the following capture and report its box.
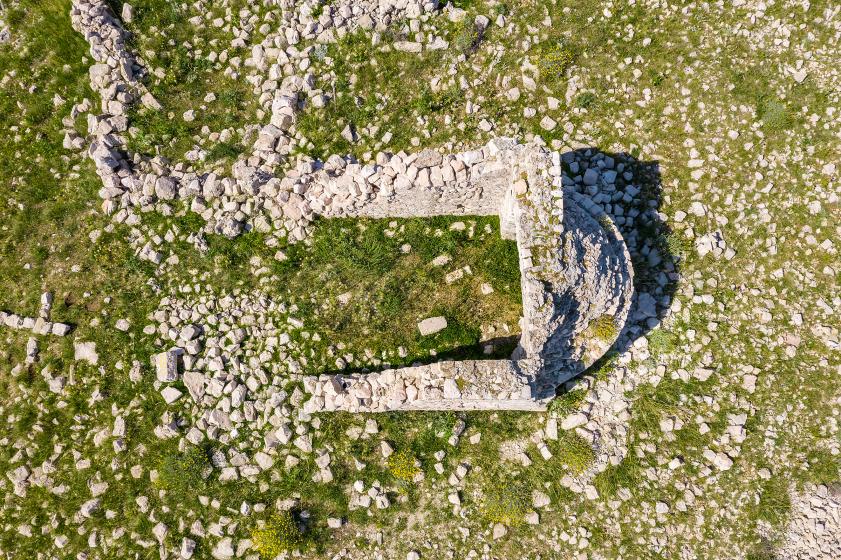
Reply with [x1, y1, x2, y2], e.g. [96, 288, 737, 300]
[480, 481, 532, 527]
[551, 431, 596, 475]
[548, 387, 587, 416]
[156, 445, 212, 494]
[752, 476, 792, 526]
[647, 329, 676, 357]
[251, 511, 306, 558]
[758, 99, 792, 131]
[283, 216, 522, 373]
[120, 0, 261, 165]
[589, 315, 618, 342]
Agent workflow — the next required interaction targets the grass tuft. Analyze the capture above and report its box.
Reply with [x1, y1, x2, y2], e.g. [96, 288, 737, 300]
[554, 431, 596, 474]
[480, 483, 531, 527]
[386, 450, 421, 483]
[156, 446, 211, 495]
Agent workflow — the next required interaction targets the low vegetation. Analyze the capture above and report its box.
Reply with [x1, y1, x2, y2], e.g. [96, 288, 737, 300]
[0, 0, 838, 559]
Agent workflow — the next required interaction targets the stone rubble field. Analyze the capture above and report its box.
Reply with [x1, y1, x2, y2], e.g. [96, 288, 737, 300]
[0, 0, 839, 559]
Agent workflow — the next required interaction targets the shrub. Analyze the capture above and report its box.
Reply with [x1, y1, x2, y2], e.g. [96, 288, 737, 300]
[413, 85, 463, 114]
[481, 484, 530, 527]
[665, 232, 690, 260]
[453, 20, 481, 55]
[251, 512, 303, 558]
[538, 46, 574, 79]
[310, 1, 326, 20]
[575, 92, 596, 108]
[758, 99, 790, 131]
[556, 431, 596, 474]
[589, 351, 618, 382]
[598, 215, 614, 230]
[590, 315, 618, 342]
[548, 388, 587, 417]
[387, 450, 421, 483]
[647, 329, 675, 357]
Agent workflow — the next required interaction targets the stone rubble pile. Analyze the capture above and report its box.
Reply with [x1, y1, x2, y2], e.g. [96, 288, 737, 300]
[0, 292, 73, 366]
[65, 12, 673, 518]
[0, 292, 72, 338]
[504, 146, 686, 489]
[776, 485, 841, 560]
[70, 0, 450, 245]
[304, 359, 541, 413]
[147, 289, 324, 480]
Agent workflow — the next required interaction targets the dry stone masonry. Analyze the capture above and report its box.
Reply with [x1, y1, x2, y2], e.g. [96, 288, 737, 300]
[2, 1, 832, 557]
[775, 485, 841, 560]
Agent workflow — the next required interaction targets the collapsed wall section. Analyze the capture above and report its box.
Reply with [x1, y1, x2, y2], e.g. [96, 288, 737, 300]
[304, 140, 523, 220]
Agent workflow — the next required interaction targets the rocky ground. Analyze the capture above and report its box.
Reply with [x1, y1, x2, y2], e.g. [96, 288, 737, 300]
[774, 484, 841, 559]
[0, 0, 839, 559]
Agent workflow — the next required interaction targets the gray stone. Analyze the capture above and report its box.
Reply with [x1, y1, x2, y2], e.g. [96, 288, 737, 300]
[211, 537, 234, 559]
[180, 324, 201, 341]
[161, 387, 182, 404]
[540, 116, 557, 131]
[155, 177, 177, 200]
[121, 3, 134, 23]
[79, 498, 100, 518]
[561, 412, 587, 430]
[414, 149, 443, 168]
[181, 537, 196, 559]
[155, 349, 181, 382]
[183, 371, 206, 401]
[52, 322, 72, 336]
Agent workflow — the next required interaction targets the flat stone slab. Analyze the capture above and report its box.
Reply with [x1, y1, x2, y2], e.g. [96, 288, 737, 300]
[417, 316, 447, 336]
[155, 348, 182, 382]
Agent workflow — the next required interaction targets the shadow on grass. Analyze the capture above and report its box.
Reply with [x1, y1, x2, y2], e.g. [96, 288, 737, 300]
[317, 335, 521, 377]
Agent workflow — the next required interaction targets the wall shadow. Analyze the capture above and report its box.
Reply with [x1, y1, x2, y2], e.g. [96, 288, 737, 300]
[317, 335, 521, 377]
[563, 147, 678, 388]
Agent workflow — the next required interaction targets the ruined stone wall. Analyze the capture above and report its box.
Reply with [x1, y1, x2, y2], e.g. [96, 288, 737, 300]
[71, 0, 635, 414]
[309, 144, 518, 220]
[303, 359, 545, 413]
[303, 140, 635, 413]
